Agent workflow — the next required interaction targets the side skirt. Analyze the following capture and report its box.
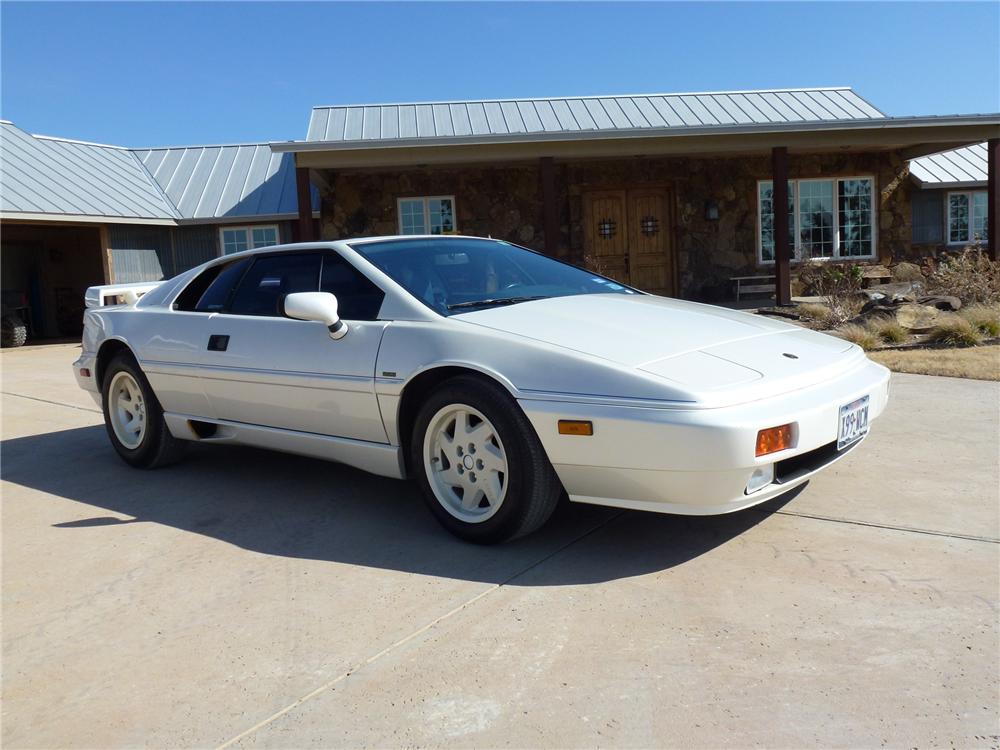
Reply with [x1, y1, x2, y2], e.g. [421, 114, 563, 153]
[162, 413, 406, 480]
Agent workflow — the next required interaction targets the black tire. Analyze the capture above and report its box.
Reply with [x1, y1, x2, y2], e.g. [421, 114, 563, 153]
[411, 375, 562, 544]
[101, 351, 186, 469]
[1, 314, 27, 348]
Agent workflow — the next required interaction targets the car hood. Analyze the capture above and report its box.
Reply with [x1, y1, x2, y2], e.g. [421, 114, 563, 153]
[454, 294, 864, 404]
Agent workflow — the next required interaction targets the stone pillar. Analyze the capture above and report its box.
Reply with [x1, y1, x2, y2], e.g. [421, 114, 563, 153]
[540, 157, 559, 256]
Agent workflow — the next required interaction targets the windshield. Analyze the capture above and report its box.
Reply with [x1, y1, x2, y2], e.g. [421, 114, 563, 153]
[349, 237, 638, 315]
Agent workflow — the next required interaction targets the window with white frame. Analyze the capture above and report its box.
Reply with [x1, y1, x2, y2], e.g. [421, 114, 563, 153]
[397, 196, 456, 235]
[758, 177, 875, 263]
[947, 191, 988, 244]
[220, 225, 280, 255]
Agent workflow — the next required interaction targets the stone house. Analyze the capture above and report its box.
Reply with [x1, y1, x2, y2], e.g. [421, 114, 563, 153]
[279, 87, 999, 303]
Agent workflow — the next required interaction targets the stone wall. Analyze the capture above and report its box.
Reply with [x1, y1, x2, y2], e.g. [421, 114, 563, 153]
[317, 149, 912, 300]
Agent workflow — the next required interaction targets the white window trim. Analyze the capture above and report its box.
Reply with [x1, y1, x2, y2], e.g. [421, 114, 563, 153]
[946, 190, 988, 246]
[756, 176, 877, 265]
[396, 195, 457, 235]
[218, 224, 281, 255]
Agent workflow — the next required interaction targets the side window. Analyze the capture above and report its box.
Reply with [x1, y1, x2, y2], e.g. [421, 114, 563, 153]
[173, 259, 251, 312]
[320, 255, 385, 321]
[228, 254, 321, 317]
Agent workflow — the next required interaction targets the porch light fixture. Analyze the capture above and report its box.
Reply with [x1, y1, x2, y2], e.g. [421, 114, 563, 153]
[598, 218, 617, 239]
[704, 200, 719, 221]
[640, 215, 659, 236]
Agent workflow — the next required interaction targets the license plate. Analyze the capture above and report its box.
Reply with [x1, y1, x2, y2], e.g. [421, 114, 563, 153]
[837, 396, 870, 450]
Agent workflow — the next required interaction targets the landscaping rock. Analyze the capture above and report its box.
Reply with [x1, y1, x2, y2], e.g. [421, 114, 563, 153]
[891, 262, 924, 282]
[894, 304, 942, 332]
[861, 280, 923, 303]
[917, 295, 962, 312]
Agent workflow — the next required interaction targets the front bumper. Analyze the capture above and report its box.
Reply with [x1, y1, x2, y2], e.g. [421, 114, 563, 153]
[72, 351, 102, 408]
[520, 359, 890, 515]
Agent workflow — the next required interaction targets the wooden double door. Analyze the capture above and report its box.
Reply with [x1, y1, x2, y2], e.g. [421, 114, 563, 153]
[583, 188, 675, 296]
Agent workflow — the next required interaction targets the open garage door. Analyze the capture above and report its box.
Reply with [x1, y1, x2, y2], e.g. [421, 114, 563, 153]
[1, 223, 106, 343]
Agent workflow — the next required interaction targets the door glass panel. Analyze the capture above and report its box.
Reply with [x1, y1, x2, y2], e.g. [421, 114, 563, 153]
[228, 254, 321, 317]
[319, 255, 385, 321]
[191, 259, 252, 312]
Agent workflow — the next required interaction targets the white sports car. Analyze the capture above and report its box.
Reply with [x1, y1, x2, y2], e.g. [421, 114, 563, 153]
[74, 236, 889, 543]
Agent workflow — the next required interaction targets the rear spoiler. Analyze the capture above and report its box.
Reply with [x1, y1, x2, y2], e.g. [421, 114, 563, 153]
[85, 281, 162, 309]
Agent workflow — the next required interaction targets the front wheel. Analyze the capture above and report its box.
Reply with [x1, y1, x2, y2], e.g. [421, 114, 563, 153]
[102, 352, 186, 468]
[411, 376, 562, 543]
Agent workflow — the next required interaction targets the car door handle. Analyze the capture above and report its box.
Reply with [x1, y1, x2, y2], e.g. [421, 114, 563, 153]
[207, 334, 230, 352]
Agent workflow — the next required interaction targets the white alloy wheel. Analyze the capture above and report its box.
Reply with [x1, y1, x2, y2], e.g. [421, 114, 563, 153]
[423, 404, 509, 523]
[108, 370, 146, 449]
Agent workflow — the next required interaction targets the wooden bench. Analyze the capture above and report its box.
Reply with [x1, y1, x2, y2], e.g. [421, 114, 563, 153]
[731, 274, 775, 301]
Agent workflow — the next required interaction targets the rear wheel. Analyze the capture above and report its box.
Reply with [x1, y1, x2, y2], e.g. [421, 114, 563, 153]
[411, 376, 561, 543]
[1, 314, 27, 348]
[102, 352, 186, 468]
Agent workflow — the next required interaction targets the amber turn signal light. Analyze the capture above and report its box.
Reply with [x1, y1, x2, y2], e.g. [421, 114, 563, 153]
[756, 424, 793, 456]
[558, 420, 593, 436]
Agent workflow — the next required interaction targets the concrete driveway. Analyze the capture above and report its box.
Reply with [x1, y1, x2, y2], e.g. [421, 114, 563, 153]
[2, 343, 998, 749]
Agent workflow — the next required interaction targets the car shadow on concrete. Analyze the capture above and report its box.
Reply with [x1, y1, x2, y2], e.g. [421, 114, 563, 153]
[3, 425, 802, 586]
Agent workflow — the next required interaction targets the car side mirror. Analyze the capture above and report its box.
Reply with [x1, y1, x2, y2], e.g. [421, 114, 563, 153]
[283, 292, 348, 339]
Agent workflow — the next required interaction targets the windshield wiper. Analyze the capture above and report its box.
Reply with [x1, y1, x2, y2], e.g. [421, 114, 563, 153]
[447, 296, 548, 311]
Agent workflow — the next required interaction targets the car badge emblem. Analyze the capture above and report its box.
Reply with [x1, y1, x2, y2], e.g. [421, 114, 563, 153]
[782, 353, 799, 359]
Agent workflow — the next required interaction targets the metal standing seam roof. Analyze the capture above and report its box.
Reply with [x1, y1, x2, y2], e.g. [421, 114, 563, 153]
[0, 120, 179, 221]
[133, 144, 318, 221]
[303, 87, 887, 144]
[0, 121, 317, 223]
[909, 142, 988, 187]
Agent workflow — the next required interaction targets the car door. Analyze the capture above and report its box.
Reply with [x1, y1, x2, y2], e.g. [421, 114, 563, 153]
[133, 257, 254, 419]
[197, 250, 389, 443]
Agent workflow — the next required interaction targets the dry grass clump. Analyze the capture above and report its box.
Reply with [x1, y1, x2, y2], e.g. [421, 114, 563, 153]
[868, 316, 908, 344]
[925, 315, 984, 347]
[869, 345, 1000, 381]
[836, 323, 879, 351]
[797, 302, 832, 323]
[959, 304, 1000, 338]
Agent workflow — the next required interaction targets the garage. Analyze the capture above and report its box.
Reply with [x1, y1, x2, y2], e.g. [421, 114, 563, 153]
[1, 222, 107, 342]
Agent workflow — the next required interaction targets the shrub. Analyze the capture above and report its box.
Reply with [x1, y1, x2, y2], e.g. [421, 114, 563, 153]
[925, 315, 984, 347]
[801, 261, 865, 326]
[959, 304, 1000, 337]
[868, 316, 908, 344]
[836, 323, 879, 351]
[928, 246, 1000, 305]
[797, 302, 832, 324]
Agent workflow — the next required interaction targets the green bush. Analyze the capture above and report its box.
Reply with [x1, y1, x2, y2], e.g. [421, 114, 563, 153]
[925, 315, 984, 347]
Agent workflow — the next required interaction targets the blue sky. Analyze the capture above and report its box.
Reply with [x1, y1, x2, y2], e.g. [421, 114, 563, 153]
[2, 2, 998, 147]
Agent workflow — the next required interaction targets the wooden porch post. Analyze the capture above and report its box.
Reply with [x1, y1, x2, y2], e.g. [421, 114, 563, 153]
[988, 138, 998, 261]
[772, 146, 792, 305]
[540, 157, 559, 256]
[295, 165, 315, 242]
